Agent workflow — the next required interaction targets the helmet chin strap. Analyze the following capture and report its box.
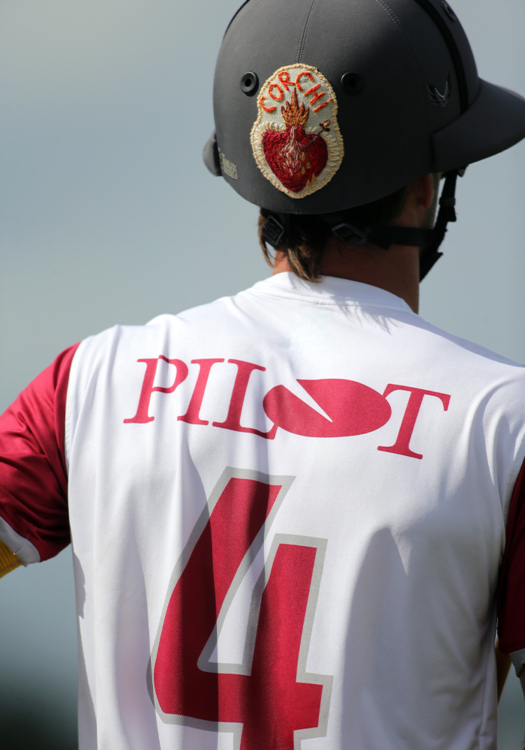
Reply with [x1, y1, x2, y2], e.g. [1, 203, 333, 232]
[322, 171, 461, 281]
[418, 170, 460, 280]
[261, 171, 462, 282]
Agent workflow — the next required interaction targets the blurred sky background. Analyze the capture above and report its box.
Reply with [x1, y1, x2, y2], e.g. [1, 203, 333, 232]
[1, 0, 525, 747]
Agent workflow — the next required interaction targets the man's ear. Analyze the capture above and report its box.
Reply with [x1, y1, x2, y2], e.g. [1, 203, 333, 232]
[412, 173, 436, 211]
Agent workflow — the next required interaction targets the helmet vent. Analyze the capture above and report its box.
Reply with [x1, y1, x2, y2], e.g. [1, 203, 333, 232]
[441, 1, 457, 22]
[241, 72, 259, 96]
[341, 73, 364, 96]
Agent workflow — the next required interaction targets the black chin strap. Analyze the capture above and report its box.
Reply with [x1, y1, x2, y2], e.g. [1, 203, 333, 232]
[261, 171, 462, 282]
[418, 170, 459, 280]
[323, 171, 461, 281]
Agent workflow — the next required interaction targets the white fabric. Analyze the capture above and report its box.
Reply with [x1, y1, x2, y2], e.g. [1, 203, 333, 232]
[510, 648, 525, 677]
[0, 515, 40, 565]
[65, 274, 525, 750]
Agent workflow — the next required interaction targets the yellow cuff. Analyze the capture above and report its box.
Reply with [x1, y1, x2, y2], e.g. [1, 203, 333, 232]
[0, 539, 22, 578]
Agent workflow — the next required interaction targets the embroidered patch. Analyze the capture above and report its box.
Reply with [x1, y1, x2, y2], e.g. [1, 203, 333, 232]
[250, 64, 344, 198]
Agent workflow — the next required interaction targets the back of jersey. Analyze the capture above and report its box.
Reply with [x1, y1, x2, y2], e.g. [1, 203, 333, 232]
[65, 274, 525, 750]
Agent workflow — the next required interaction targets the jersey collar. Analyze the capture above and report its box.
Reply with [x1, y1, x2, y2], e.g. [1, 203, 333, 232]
[249, 272, 414, 314]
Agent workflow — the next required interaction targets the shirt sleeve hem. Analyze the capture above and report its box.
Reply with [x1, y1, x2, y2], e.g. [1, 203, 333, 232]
[0, 515, 41, 565]
[510, 648, 525, 677]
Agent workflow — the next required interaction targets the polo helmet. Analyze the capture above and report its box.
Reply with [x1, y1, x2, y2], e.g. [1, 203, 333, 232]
[204, 0, 525, 277]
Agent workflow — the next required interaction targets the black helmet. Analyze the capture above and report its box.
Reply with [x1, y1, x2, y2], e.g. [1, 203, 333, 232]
[204, 0, 525, 278]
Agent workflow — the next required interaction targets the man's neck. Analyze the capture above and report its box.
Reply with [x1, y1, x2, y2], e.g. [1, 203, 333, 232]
[271, 172, 439, 315]
[272, 237, 420, 313]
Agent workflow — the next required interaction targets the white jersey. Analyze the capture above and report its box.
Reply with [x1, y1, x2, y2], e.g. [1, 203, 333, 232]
[64, 273, 525, 750]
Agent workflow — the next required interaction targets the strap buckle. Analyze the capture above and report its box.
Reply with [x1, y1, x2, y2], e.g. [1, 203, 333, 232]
[261, 215, 286, 249]
[331, 223, 368, 246]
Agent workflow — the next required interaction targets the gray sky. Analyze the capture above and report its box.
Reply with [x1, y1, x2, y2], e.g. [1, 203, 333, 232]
[1, 0, 524, 745]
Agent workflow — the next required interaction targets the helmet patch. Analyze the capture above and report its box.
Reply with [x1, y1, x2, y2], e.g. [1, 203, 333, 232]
[251, 64, 344, 198]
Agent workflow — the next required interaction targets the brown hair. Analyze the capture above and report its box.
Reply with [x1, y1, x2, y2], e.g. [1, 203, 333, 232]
[258, 184, 409, 282]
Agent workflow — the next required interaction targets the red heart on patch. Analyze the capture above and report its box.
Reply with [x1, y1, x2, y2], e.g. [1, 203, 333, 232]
[262, 127, 328, 193]
[261, 88, 329, 193]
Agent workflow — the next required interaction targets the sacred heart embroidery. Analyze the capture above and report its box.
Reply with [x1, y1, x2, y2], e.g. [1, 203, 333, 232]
[251, 64, 344, 198]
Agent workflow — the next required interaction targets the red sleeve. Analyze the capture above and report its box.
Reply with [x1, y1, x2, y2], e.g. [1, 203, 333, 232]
[497, 459, 525, 653]
[0, 344, 80, 562]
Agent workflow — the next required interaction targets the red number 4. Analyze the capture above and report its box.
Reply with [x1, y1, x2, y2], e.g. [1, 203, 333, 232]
[151, 468, 332, 748]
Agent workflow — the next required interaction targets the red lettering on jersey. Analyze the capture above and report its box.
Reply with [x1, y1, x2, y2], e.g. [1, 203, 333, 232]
[178, 358, 225, 426]
[154, 475, 325, 747]
[263, 379, 391, 438]
[377, 384, 451, 459]
[213, 359, 278, 439]
[124, 356, 189, 424]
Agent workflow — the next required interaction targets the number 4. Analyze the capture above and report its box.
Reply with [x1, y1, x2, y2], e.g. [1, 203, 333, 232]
[150, 468, 332, 749]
